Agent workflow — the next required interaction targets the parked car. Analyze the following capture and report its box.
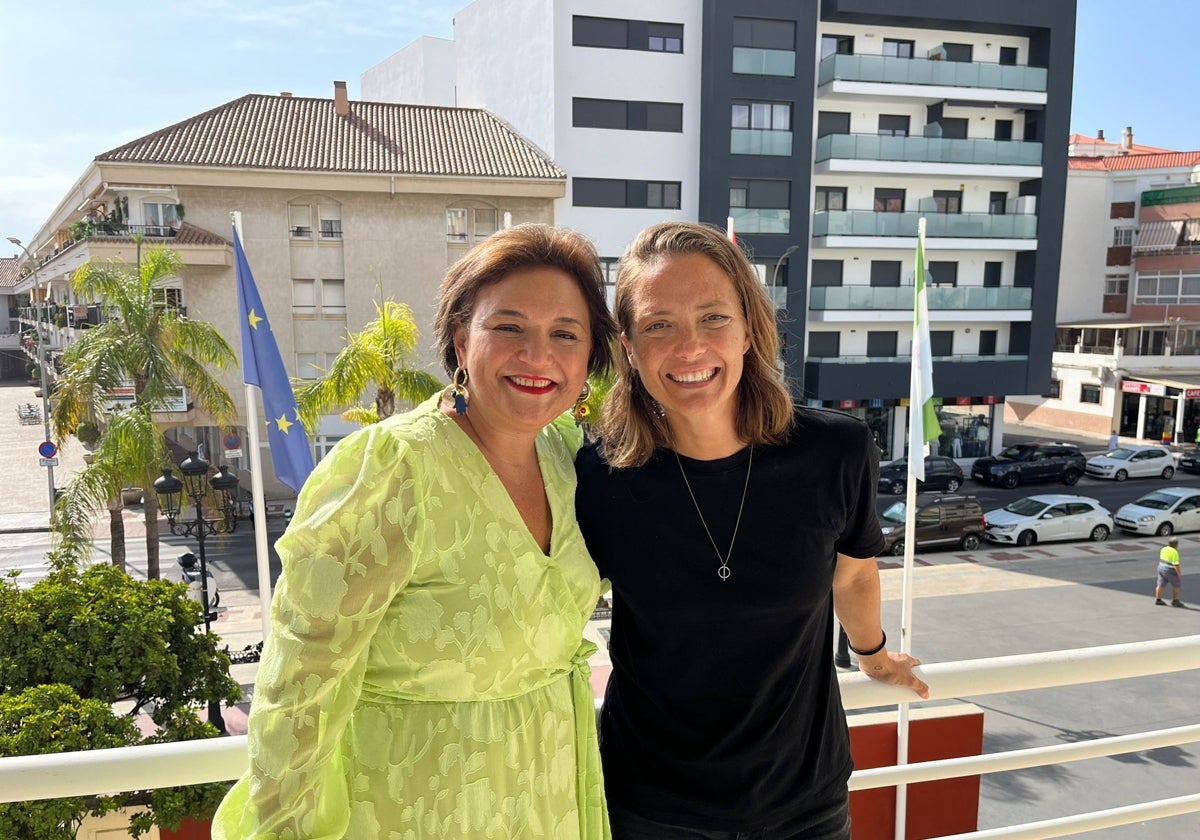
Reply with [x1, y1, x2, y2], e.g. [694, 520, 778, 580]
[970, 443, 1086, 489]
[983, 494, 1113, 546]
[1114, 487, 1200, 535]
[1177, 450, 1200, 474]
[1084, 445, 1175, 481]
[878, 456, 964, 495]
[878, 494, 985, 556]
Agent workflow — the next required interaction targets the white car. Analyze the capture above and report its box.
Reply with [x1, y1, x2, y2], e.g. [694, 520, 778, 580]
[984, 494, 1113, 546]
[1084, 445, 1175, 481]
[1114, 487, 1200, 536]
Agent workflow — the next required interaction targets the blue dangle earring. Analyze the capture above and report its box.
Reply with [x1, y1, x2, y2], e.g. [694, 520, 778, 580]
[447, 367, 470, 415]
[573, 382, 592, 426]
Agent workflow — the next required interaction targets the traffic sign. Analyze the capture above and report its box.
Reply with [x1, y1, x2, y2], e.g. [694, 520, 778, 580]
[224, 432, 242, 450]
[39, 457, 59, 467]
[38, 441, 58, 459]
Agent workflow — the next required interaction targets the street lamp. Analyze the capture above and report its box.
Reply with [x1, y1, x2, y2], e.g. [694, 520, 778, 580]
[771, 244, 801, 309]
[7, 236, 56, 515]
[153, 451, 240, 734]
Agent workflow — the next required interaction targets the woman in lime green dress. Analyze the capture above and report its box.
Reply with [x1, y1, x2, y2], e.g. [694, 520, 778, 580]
[213, 225, 616, 839]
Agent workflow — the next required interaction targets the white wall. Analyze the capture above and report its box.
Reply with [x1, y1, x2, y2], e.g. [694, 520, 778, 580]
[812, 173, 1030, 215]
[813, 246, 1015, 286]
[361, 37, 457, 105]
[1057, 170, 1111, 322]
[816, 22, 1031, 65]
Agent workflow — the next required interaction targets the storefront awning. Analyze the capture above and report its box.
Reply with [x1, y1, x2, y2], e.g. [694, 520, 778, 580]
[1122, 373, 1200, 396]
[1186, 218, 1200, 242]
[1133, 220, 1184, 254]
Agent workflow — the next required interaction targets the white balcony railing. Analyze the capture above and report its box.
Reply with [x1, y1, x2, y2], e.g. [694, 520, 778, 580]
[2, 636, 1197, 838]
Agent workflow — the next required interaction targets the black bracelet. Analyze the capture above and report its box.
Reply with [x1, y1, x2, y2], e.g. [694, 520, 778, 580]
[849, 631, 887, 657]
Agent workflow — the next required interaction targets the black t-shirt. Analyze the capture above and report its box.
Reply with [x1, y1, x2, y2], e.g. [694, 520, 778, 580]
[574, 408, 884, 830]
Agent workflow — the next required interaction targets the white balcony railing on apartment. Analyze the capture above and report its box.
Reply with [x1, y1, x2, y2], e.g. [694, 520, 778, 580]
[1, 636, 1197, 838]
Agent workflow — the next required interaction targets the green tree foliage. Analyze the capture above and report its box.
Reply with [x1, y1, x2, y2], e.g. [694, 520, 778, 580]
[50, 245, 237, 578]
[295, 299, 442, 430]
[0, 563, 240, 837]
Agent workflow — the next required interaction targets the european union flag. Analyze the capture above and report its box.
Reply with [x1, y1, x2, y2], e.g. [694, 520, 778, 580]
[234, 227, 314, 493]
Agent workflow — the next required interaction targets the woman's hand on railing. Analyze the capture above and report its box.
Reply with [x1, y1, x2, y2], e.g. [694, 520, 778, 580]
[857, 650, 930, 699]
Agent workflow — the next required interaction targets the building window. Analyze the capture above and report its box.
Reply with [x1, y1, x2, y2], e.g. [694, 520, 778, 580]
[808, 331, 840, 358]
[733, 17, 795, 76]
[932, 190, 963, 215]
[941, 43, 974, 62]
[994, 120, 1013, 141]
[1113, 227, 1134, 247]
[874, 188, 905, 213]
[292, 279, 345, 318]
[573, 98, 683, 132]
[816, 111, 850, 138]
[143, 202, 179, 233]
[820, 34, 854, 58]
[151, 286, 184, 313]
[989, 192, 1008, 215]
[870, 261, 901, 288]
[447, 208, 499, 243]
[867, 331, 898, 358]
[812, 260, 843, 287]
[930, 330, 954, 357]
[319, 205, 342, 240]
[883, 38, 914, 58]
[878, 114, 910, 137]
[999, 46, 1018, 66]
[1048, 379, 1062, 399]
[573, 16, 683, 53]
[573, 178, 681, 209]
[1105, 275, 1129, 295]
[1135, 269, 1200, 304]
[289, 204, 313, 239]
[729, 179, 790, 234]
[928, 261, 958, 287]
[979, 329, 998, 356]
[1081, 384, 1102, 404]
[314, 435, 345, 465]
[732, 101, 791, 132]
[815, 186, 847, 212]
[984, 261, 1003, 288]
[1110, 201, 1136, 219]
[296, 352, 328, 380]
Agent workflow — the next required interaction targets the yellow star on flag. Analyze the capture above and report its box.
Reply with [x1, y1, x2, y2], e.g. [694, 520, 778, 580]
[247, 309, 263, 330]
[275, 413, 293, 434]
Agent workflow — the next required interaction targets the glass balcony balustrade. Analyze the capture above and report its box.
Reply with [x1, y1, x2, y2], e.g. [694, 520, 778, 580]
[810, 285, 1032, 310]
[813, 210, 1037, 239]
[731, 129, 793, 156]
[818, 53, 1048, 93]
[729, 207, 791, 235]
[733, 47, 795, 77]
[810, 353, 1029, 364]
[815, 133, 1042, 166]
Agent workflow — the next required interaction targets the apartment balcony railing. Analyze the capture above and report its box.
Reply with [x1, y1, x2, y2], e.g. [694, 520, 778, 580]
[814, 133, 1042, 167]
[813, 210, 1038, 240]
[2, 636, 1196, 838]
[812, 353, 1029, 364]
[818, 53, 1048, 93]
[729, 206, 790, 235]
[87, 223, 178, 239]
[731, 128, 793, 156]
[810, 286, 1031, 311]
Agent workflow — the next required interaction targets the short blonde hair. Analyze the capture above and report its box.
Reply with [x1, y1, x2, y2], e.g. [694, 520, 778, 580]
[600, 222, 793, 468]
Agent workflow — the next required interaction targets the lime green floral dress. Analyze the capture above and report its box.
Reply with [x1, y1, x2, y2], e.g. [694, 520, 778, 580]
[213, 397, 609, 839]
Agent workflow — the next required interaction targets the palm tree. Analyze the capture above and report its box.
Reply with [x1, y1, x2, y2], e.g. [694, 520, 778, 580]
[51, 246, 237, 578]
[295, 299, 442, 430]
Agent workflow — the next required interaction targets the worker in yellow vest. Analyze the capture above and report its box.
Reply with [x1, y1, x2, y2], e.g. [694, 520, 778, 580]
[1156, 537, 1184, 608]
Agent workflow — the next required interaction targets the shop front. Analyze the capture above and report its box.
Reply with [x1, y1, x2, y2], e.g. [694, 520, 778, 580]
[1116, 378, 1200, 443]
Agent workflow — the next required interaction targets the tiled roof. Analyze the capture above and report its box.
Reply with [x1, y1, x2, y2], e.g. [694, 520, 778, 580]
[1070, 152, 1200, 171]
[95, 94, 564, 180]
[172, 222, 229, 246]
[0, 257, 19, 289]
[1068, 133, 1172, 155]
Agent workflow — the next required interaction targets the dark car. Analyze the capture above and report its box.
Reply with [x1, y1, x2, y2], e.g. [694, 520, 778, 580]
[877, 494, 985, 556]
[878, 456, 964, 496]
[1178, 451, 1200, 474]
[970, 443, 1086, 489]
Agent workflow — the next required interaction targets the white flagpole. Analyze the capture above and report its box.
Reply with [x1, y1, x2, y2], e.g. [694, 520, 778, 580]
[232, 210, 274, 641]
[895, 216, 929, 839]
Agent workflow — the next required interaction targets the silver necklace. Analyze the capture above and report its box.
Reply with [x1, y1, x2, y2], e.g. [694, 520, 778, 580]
[674, 446, 753, 582]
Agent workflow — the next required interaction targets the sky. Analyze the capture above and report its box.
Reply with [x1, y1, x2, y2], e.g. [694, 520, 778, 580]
[1, 0, 1196, 258]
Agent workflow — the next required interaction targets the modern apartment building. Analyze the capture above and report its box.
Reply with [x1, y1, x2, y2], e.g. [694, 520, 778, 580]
[364, 0, 1077, 459]
[1008, 139, 1200, 441]
[10, 85, 563, 496]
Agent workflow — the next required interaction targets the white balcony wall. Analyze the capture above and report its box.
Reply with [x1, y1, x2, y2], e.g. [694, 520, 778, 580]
[810, 248, 1015, 287]
[816, 23, 1031, 67]
[813, 321, 1013, 357]
[811, 175, 1030, 215]
[819, 99, 1028, 144]
[360, 36, 456, 106]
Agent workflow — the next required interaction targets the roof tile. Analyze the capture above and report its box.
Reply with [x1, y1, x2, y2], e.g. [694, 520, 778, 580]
[0, 256, 19, 289]
[1069, 152, 1200, 171]
[95, 94, 564, 180]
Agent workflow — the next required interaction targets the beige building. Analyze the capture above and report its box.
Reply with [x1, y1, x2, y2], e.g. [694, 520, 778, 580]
[12, 82, 564, 498]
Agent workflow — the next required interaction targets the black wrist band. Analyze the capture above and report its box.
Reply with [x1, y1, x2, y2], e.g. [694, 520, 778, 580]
[849, 631, 886, 657]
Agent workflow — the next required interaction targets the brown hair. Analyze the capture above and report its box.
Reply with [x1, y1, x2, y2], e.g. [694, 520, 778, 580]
[433, 224, 616, 378]
[601, 222, 793, 467]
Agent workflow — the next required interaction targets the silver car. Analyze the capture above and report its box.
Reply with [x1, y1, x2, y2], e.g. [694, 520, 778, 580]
[984, 494, 1113, 546]
[1084, 445, 1175, 481]
[1114, 487, 1200, 536]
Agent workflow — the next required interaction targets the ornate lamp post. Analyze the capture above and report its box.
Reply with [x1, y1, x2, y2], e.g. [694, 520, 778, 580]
[153, 451, 240, 733]
[7, 236, 55, 514]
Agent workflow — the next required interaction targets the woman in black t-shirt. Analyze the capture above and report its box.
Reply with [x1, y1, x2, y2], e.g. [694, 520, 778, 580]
[576, 222, 929, 839]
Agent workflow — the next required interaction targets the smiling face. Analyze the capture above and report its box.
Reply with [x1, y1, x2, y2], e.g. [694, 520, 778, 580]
[621, 253, 750, 437]
[452, 266, 592, 439]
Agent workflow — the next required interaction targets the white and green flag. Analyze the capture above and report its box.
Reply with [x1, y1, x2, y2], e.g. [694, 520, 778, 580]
[909, 218, 940, 482]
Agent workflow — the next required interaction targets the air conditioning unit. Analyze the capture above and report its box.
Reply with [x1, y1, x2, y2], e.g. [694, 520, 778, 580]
[1013, 195, 1037, 215]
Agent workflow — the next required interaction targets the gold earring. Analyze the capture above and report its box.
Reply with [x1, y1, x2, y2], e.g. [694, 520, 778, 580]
[446, 367, 469, 415]
[573, 382, 593, 426]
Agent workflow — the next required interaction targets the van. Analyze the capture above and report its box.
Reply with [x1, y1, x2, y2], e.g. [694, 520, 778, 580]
[878, 494, 985, 556]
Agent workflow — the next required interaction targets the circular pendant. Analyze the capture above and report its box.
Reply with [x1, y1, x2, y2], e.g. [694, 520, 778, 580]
[718, 564, 731, 581]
